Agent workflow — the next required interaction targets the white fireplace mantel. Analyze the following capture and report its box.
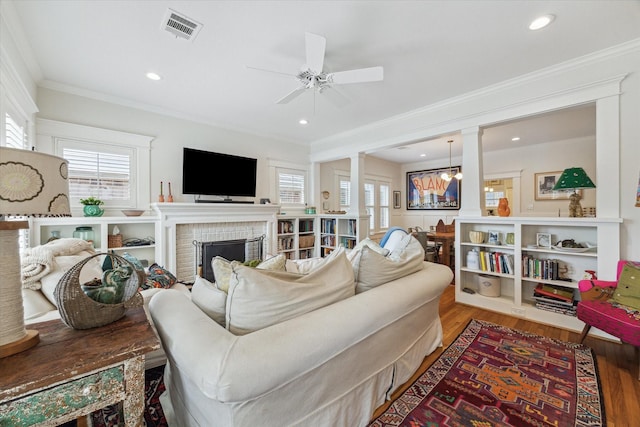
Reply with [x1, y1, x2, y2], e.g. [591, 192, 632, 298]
[151, 203, 281, 277]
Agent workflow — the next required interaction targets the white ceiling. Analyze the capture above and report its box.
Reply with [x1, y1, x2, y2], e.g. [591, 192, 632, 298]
[7, 1, 640, 163]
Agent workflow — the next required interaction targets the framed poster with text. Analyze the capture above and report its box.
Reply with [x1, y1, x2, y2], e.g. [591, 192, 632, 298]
[407, 167, 461, 210]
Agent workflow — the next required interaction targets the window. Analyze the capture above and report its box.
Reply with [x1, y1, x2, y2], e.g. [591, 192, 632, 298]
[485, 189, 505, 207]
[37, 119, 152, 212]
[365, 180, 390, 232]
[278, 169, 306, 204]
[56, 139, 135, 207]
[364, 182, 375, 230]
[2, 112, 31, 249]
[339, 177, 351, 211]
[5, 113, 28, 149]
[379, 184, 390, 229]
[63, 146, 132, 202]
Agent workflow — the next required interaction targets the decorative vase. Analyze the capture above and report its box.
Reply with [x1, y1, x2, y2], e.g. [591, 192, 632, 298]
[497, 198, 511, 217]
[83, 205, 104, 217]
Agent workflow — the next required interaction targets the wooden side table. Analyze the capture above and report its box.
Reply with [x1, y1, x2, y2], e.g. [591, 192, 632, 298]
[0, 306, 159, 427]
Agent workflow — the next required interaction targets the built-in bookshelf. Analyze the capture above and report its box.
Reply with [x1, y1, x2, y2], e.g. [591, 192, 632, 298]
[455, 216, 621, 337]
[29, 216, 158, 266]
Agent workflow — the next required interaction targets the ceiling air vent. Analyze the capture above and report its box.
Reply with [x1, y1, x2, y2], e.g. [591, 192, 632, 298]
[162, 8, 202, 41]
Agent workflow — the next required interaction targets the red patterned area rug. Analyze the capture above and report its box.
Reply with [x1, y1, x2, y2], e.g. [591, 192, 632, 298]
[369, 319, 605, 427]
[88, 364, 167, 427]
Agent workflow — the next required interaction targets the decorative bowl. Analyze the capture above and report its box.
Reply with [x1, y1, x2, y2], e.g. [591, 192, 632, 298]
[121, 209, 145, 217]
[469, 231, 485, 244]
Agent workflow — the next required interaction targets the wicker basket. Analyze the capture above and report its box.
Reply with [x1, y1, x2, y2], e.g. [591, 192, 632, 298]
[54, 253, 144, 329]
[299, 235, 315, 249]
[108, 234, 123, 248]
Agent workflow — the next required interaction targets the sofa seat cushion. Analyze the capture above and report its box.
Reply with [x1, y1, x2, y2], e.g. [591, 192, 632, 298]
[353, 233, 425, 293]
[225, 247, 354, 335]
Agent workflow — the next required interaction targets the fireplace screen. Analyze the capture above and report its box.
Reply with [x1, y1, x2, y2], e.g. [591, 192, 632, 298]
[198, 235, 265, 282]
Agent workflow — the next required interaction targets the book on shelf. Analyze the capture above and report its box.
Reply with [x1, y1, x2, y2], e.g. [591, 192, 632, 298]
[534, 283, 574, 302]
[478, 251, 513, 274]
[534, 301, 577, 317]
[532, 294, 575, 307]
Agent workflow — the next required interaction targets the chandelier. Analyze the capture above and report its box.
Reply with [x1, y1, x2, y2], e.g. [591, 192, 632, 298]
[440, 139, 463, 182]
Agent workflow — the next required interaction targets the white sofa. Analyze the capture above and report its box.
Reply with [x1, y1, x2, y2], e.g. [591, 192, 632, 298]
[149, 255, 453, 426]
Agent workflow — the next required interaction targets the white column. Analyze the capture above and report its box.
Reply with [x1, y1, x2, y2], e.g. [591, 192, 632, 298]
[459, 126, 484, 217]
[349, 153, 366, 215]
[596, 95, 620, 218]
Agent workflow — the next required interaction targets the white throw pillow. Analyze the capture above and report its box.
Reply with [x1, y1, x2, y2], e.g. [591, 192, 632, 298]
[346, 237, 390, 264]
[211, 256, 237, 293]
[225, 247, 355, 335]
[256, 254, 286, 271]
[354, 233, 425, 293]
[284, 245, 347, 274]
[213, 254, 287, 293]
[191, 276, 227, 326]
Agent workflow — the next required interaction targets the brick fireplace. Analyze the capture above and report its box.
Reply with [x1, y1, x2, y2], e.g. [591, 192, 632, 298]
[151, 203, 280, 282]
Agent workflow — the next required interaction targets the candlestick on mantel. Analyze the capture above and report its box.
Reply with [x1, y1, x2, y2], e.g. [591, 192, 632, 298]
[167, 182, 174, 203]
[159, 181, 165, 202]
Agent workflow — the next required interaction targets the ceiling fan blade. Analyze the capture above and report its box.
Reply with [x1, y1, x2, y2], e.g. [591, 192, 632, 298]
[326, 66, 384, 84]
[305, 32, 326, 74]
[246, 65, 296, 77]
[276, 86, 307, 104]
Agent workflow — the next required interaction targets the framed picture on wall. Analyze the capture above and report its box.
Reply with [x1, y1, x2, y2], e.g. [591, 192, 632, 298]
[534, 171, 580, 200]
[406, 167, 461, 210]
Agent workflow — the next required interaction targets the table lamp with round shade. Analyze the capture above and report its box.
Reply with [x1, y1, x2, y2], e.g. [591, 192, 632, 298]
[552, 167, 596, 218]
[0, 147, 71, 357]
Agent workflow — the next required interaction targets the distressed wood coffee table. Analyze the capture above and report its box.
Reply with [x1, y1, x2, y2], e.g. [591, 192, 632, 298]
[0, 306, 159, 426]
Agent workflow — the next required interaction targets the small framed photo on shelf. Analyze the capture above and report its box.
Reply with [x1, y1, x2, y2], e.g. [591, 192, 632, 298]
[488, 230, 500, 245]
[536, 232, 552, 248]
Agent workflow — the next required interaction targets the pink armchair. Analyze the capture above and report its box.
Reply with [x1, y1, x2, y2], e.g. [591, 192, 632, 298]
[577, 260, 640, 378]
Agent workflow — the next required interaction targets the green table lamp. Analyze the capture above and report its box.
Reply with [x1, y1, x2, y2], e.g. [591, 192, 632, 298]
[552, 167, 596, 217]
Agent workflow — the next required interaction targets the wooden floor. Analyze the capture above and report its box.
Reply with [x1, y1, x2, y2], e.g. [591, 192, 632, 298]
[371, 284, 640, 426]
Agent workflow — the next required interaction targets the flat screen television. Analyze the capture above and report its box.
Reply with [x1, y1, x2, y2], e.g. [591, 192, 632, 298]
[182, 147, 257, 199]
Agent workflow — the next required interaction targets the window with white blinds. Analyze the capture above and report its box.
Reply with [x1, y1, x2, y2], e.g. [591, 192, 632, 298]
[3, 113, 30, 249]
[379, 184, 390, 229]
[278, 169, 306, 205]
[56, 137, 136, 207]
[339, 178, 351, 211]
[63, 148, 131, 201]
[337, 173, 390, 232]
[5, 113, 27, 149]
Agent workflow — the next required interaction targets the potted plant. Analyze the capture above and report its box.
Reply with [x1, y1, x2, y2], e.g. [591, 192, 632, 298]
[80, 196, 105, 217]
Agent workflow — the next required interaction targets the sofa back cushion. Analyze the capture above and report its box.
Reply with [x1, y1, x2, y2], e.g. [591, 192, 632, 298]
[225, 247, 355, 335]
[353, 233, 425, 293]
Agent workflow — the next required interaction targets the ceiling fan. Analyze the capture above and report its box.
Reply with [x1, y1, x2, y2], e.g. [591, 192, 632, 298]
[248, 32, 384, 105]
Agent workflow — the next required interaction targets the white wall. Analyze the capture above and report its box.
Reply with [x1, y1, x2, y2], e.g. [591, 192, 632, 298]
[35, 88, 309, 205]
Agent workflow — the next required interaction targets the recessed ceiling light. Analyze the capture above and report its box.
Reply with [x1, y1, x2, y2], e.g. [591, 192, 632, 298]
[529, 14, 555, 30]
[146, 72, 162, 81]
[299, 119, 308, 125]
[420, 153, 427, 157]
[511, 137, 521, 141]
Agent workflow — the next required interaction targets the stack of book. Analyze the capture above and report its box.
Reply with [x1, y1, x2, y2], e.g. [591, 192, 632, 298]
[533, 283, 577, 316]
